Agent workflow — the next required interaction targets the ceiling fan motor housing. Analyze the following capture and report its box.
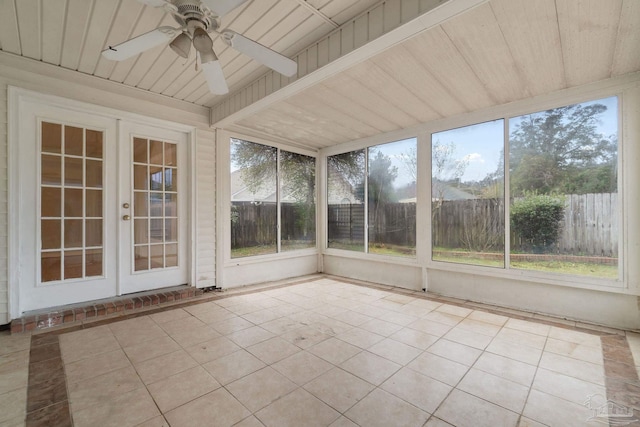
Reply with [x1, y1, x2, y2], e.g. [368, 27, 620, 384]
[171, 0, 219, 32]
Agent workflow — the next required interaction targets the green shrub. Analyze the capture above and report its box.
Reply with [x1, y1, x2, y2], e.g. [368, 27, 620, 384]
[511, 194, 565, 252]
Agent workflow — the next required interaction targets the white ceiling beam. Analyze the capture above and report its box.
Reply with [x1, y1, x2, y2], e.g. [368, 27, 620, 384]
[290, 0, 339, 28]
[212, 0, 488, 128]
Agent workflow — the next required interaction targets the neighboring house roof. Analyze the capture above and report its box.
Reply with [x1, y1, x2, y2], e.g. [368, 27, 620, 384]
[432, 182, 476, 201]
[399, 182, 476, 203]
[231, 169, 278, 202]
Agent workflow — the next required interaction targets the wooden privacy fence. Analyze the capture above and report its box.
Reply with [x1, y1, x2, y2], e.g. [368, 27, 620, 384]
[433, 193, 618, 257]
[231, 202, 316, 248]
[235, 193, 618, 256]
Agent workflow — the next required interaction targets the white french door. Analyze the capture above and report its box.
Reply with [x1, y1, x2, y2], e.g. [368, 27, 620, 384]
[14, 97, 189, 313]
[118, 122, 188, 294]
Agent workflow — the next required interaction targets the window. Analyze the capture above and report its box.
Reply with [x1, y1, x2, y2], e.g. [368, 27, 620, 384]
[328, 138, 417, 257]
[230, 139, 315, 258]
[431, 121, 505, 267]
[430, 96, 619, 279]
[509, 97, 618, 278]
[327, 150, 365, 251]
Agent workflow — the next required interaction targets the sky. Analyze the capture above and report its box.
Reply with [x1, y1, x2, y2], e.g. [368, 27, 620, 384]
[433, 95, 618, 183]
[230, 96, 618, 188]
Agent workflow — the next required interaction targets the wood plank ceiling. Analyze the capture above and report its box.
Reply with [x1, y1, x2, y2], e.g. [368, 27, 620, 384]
[1, 0, 639, 150]
[0, 0, 380, 107]
[232, 0, 640, 149]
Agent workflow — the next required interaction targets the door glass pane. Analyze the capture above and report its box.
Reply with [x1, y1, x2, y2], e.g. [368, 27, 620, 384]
[165, 219, 177, 242]
[150, 140, 163, 165]
[42, 122, 62, 154]
[165, 193, 177, 216]
[42, 188, 61, 217]
[132, 137, 179, 270]
[85, 249, 103, 276]
[134, 138, 147, 163]
[65, 126, 83, 156]
[150, 219, 163, 243]
[165, 143, 177, 166]
[150, 193, 163, 216]
[135, 246, 149, 271]
[134, 165, 148, 190]
[64, 219, 83, 248]
[42, 220, 61, 250]
[86, 219, 103, 247]
[164, 168, 176, 191]
[165, 243, 178, 267]
[64, 250, 83, 279]
[134, 219, 149, 244]
[65, 157, 83, 187]
[86, 130, 103, 159]
[134, 192, 148, 217]
[150, 166, 163, 190]
[64, 188, 83, 217]
[41, 122, 104, 283]
[42, 252, 61, 282]
[86, 160, 102, 188]
[86, 190, 102, 217]
[150, 245, 163, 269]
[42, 155, 61, 185]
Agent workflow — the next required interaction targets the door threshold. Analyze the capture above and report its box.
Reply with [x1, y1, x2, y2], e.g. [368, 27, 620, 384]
[11, 285, 203, 334]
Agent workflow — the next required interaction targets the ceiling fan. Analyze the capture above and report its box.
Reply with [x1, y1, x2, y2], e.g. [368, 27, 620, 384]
[101, 0, 298, 95]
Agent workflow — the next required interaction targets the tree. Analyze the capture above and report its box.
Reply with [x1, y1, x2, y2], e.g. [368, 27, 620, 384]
[231, 139, 316, 247]
[511, 193, 565, 253]
[431, 140, 469, 207]
[368, 150, 398, 204]
[509, 102, 617, 196]
[327, 149, 366, 202]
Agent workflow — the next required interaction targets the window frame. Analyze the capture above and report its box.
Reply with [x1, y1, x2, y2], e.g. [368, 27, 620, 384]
[320, 89, 625, 290]
[219, 131, 319, 266]
[425, 93, 624, 289]
[322, 131, 423, 266]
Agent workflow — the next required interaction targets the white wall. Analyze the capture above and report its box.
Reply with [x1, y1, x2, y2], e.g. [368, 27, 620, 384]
[321, 74, 640, 330]
[0, 54, 216, 324]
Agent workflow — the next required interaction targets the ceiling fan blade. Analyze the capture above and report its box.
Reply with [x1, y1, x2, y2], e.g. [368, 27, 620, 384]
[201, 59, 229, 95]
[221, 30, 297, 77]
[201, 0, 249, 16]
[102, 27, 180, 61]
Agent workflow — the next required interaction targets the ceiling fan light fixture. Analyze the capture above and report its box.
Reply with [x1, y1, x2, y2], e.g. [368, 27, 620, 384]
[169, 32, 191, 58]
[192, 27, 213, 52]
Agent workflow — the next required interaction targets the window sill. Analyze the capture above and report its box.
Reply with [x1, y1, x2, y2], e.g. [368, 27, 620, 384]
[426, 259, 631, 295]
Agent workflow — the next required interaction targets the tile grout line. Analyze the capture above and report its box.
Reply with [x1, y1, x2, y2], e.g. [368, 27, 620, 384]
[19, 278, 638, 427]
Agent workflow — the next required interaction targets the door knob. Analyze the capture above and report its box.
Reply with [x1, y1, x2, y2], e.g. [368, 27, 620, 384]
[122, 215, 131, 221]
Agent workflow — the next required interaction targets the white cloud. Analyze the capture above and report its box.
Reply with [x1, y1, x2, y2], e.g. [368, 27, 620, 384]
[463, 152, 484, 163]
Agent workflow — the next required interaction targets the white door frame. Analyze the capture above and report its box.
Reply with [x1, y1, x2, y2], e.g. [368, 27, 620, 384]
[8, 87, 197, 319]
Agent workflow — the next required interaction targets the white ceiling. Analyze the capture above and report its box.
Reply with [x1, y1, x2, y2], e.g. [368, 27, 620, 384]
[0, 0, 380, 107]
[1, 0, 639, 150]
[231, 0, 640, 148]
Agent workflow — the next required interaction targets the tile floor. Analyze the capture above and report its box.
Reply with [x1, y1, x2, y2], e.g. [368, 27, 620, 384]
[2, 277, 640, 427]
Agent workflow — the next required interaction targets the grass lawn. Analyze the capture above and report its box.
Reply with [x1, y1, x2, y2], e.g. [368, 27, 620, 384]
[433, 248, 617, 279]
